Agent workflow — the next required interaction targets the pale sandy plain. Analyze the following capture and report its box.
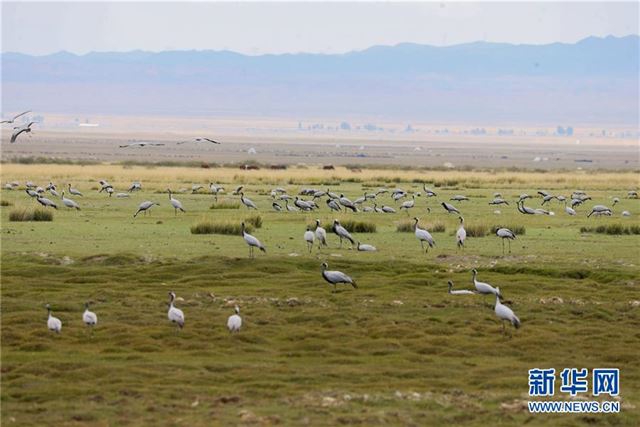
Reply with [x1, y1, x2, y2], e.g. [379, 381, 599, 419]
[1, 114, 638, 169]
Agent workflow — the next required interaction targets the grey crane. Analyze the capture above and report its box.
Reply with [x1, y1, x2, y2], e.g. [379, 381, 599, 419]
[495, 227, 516, 254]
[240, 192, 258, 210]
[133, 201, 159, 217]
[119, 142, 165, 148]
[441, 202, 460, 214]
[471, 269, 502, 298]
[332, 220, 355, 248]
[61, 191, 81, 210]
[67, 183, 83, 197]
[326, 198, 342, 212]
[587, 205, 612, 218]
[36, 195, 57, 209]
[413, 217, 435, 254]
[338, 194, 358, 212]
[1, 110, 30, 124]
[241, 222, 266, 257]
[447, 280, 476, 295]
[272, 202, 282, 212]
[10, 122, 36, 143]
[304, 226, 315, 253]
[167, 189, 185, 215]
[494, 288, 520, 333]
[315, 219, 328, 249]
[321, 262, 357, 292]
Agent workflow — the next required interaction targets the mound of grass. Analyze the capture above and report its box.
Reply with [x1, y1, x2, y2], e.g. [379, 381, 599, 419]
[1, 200, 11, 207]
[340, 219, 376, 233]
[491, 224, 526, 235]
[209, 200, 240, 210]
[9, 208, 53, 222]
[465, 224, 489, 237]
[396, 220, 444, 233]
[191, 221, 253, 235]
[245, 214, 263, 229]
[580, 224, 640, 235]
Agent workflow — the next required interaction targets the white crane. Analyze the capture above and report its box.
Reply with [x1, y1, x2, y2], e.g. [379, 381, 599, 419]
[496, 227, 516, 254]
[227, 305, 242, 332]
[381, 205, 396, 213]
[413, 217, 435, 254]
[83, 302, 98, 334]
[456, 216, 466, 249]
[167, 189, 185, 215]
[10, 122, 36, 143]
[441, 202, 460, 214]
[471, 269, 502, 298]
[321, 262, 357, 292]
[61, 191, 81, 210]
[304, 226, 315, 253]
[46, 304, 62, 333]
[116, 193, 130, 198]
[357, 241, 377, 252]
[241, 222, 266, 257]
[450, 195, 469, 202]
[332, 220, 355, 248]
[315, 219, 328, 249]
[133, 201, 159, 217]
[167, 291, 185, 330]
[1, 110, 30, 124]
[447, 280, 476, 295]
[240, 192, 258, 210]
[494, 287, 520, 333]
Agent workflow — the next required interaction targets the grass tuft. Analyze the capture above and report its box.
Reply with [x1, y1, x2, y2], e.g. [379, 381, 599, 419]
[396, 220, 444, 233]
[339, 219, 376, 233]
[580, 224, 640, 235]
[9, 208, 53, 222]
[191, 221, 253, 235]
[1, 200, 11, 207]
[465, 224, 489, 237]
[209, 200, 240, 210]
[244, 214, 263, 229]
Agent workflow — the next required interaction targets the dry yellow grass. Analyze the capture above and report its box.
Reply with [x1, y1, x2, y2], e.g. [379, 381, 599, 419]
[1, 163, 637, 190]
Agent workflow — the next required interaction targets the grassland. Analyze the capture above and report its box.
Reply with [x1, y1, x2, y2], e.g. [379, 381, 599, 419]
[1, 164, 639, 426]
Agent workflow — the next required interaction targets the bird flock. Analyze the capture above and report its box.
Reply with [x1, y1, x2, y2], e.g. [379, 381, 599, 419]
[8, 177, 635, 336]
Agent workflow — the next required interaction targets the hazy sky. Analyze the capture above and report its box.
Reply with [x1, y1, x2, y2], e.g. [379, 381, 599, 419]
[2, 1, 638, 55]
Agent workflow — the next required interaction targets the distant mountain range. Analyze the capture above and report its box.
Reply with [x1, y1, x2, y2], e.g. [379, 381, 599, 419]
[2, 35, 638, 124]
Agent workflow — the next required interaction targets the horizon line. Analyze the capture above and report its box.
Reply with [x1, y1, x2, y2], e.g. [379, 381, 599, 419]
[2, 34, 638, 58]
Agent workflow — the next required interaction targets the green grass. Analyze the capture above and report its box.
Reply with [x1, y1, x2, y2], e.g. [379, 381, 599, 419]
[190, 221, 250, 235]
[8, 208, 53, 221]
[209, 200, 240, 210]
[396, 220, 445, 233]
[580, 224, 640, 235]
[339, 219, 376, 233]
[1, 168, 640, 426]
